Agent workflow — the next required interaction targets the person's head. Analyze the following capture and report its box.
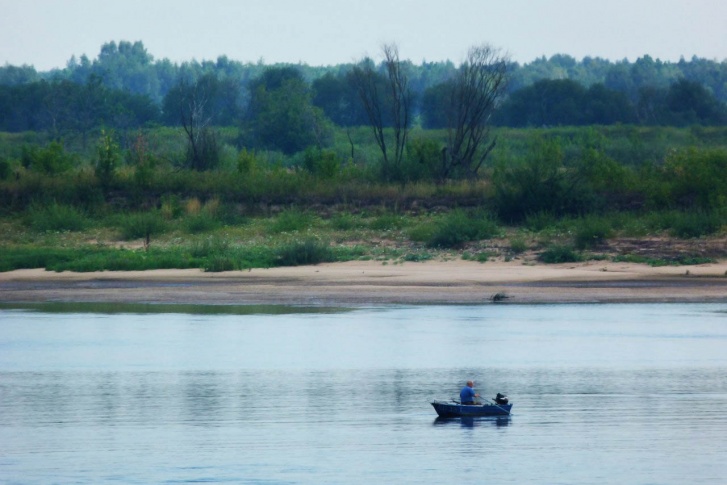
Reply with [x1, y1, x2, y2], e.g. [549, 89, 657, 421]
[466, 380, 474, 388]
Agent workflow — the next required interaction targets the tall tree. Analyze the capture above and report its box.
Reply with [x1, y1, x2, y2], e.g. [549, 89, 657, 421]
[441, 44, 510, 180]
[245, 66, 331, 154]
[164, 74, 220, 170]
[351, 43, 412, 181]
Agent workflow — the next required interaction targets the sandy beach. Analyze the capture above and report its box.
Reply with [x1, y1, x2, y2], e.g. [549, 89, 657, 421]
[1, 259, 727, 306]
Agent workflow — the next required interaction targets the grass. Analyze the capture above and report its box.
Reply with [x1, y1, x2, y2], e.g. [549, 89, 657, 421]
[118, 212, 168, 241]
[538, 244, 584, 264]
[268, 209, 314, 234]
[573, 215, 614, 249]
[416, 209, 500, 249]
[1, 201, 724, 273]
[612, 254, 716, 267]
[274, 238, 336, 266]
[25, 202, 89, 232]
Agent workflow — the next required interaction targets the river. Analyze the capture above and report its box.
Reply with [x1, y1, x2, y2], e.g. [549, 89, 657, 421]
[1, 303, 726, 484]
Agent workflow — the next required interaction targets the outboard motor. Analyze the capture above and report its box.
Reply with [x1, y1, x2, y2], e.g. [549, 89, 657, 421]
[495, 392, 509, 405]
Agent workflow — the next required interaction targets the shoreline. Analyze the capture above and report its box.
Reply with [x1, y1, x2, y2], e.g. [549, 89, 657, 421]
[1, 260, 727, 306]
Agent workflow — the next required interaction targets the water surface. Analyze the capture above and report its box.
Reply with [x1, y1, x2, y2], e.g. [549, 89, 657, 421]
[1, 303, 726, 484]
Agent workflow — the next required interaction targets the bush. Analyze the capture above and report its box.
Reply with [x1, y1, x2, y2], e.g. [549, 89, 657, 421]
[275, 239, 334, 266]
[538, 244, 583, 263]
[646, 210, 724, 238]
[0, 247, 89, 271]
[203, 255, 235, 272]
[407, 223, 437, 243]
[426, 210, 499, 248]
[189, 237, 230, 258]
[509, 237, 528, 254]
[26, 203, 88, 232]
[160, 195, 183, 220]
[21, 142, 76, 174]
[403, 137, 440, 182]
[573, 216, 613, 249]
[95, 131, 120, 189]
[493, 136, 597, 222]
[184, 213, 220, 234]
[668, 211, 723, 238]
[613, 253, 716, 267]
[302, 147, 340, 178]
[369, 214, 406, 231]
[237, 148, 258, 174]
[663, 147, 727, 210]
[119, 212, 167, 242]
[268, 209, 313, 233]
[0, 157, 10, 180]
[329, 214, 362, 231]
[523, 211, 557, 231]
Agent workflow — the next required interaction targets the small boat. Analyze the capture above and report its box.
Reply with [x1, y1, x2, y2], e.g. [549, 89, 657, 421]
[431, 394, 512, 418]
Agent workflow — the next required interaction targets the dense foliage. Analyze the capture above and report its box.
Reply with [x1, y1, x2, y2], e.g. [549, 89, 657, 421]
[0, 42, 725, 272]
[1, 41, 726, 140]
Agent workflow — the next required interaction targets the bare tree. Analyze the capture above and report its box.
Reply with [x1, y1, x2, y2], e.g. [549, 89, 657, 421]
[382, 44, 411, 177]
[351, 43, 412, 181]
[175, 76, 219, 171]
[442, 44, 510, 180]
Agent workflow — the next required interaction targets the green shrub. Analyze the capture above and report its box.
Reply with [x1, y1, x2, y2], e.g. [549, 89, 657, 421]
[462, 251, 493, 262]
[160, 195, 183, 220]
[269, 209, 313, 233]
[0, 247, 88, 271]
[275, 239, 334, 266]
[663, 147, 727, 210]
[189, 237, 230, 258]
[538, 244, 583, 263]
[216, 204, 247, 226]
[329, 214, 362, 231]
[184, 213, 220, 234]
[668, 211, 723, 238]
[509, 237, 528, 254]
[21, 142, 76, 174]
[26, 203, 88, 232]
[51, 249, 201, 272]
[0, 157, 10, 180]
[408, 222, 437, 243]
[119, 212, 167, 241]
[426, 210, 499, 248]
[573, 216, 613, 249]
[237, 148, 258, 174]
[403, 137, 440, 182]
[523, 211, 558, 232]
[302, 147, 340, 178]
[369, 214, 406, 231]
[403, 251, 433, 262]
[613, 253, 716, 267]
[95, 131, 120, 189]
[203, 255, 235, 272]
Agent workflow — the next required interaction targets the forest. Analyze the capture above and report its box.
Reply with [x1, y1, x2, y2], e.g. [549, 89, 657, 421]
[0, 40, 726, 272]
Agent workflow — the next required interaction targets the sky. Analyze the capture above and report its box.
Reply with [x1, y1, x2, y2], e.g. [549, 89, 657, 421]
[1, 0, 726, 71]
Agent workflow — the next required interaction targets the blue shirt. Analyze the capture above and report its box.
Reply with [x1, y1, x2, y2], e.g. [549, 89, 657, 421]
[460, 386, 476, 403]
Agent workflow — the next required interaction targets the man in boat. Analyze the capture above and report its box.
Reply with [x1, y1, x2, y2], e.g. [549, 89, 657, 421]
[460, 380, 480, 405]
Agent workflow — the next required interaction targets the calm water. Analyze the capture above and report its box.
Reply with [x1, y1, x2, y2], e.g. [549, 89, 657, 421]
[1, 303, 726, 484]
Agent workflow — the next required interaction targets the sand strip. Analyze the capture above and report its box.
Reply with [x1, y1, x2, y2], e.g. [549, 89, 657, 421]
[1, 260, 727, 306]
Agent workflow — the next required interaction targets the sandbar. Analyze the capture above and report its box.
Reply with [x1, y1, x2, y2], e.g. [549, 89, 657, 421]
[1, 260, 726, 306]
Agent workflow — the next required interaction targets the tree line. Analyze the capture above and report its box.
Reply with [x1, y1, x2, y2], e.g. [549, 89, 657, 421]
[1, 40, 727, 189]
[1, 41, 725, 136]
[3, 41, 727, 103]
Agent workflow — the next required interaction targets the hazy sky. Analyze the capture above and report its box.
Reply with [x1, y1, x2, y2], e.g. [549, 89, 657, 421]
[2, 0, 726, 70]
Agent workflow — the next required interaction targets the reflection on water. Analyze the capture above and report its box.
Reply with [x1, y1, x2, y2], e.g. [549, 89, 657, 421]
[0, 301, 352, 315]
[1, 303, 727, 483]
[433, 416, 511, 428]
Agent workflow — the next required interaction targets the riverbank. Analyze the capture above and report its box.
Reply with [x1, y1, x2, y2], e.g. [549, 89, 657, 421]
[2, 259, 727, 306]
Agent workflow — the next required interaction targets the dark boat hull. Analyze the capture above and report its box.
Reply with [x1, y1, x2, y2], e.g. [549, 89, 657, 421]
[431, 400, 512, 417]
